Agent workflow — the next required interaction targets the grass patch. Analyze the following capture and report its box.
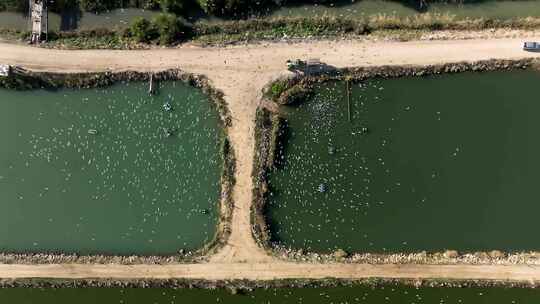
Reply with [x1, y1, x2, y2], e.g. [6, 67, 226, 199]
[45, 34, 129, 50]
[0, 27, 30, 41]
[269, 79, 288, 100]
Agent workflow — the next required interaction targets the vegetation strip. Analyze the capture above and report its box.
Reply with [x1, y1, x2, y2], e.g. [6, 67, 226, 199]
[3, 14, 540, 49]
[252, 58, 540, 265]
[0, 69, 234, 264]
[191, 15, 540, 46]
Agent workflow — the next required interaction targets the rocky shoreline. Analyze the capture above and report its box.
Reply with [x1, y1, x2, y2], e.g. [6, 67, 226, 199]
[251, 108, 284, 250]
[0, 69, 235, 264]
[272, 247, 540, 265]
[253, 58, 540, 265]
[0, 277, 537, 289]
[0, 253, 196, 265]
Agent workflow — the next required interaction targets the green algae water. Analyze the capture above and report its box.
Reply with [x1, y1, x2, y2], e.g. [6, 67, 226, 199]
[0, 8, 160, 31]
[269, 0, 540, 20]
[268, 70, 540, 253]
[0, 286, 538, 303]
[0, 81, 222, 255]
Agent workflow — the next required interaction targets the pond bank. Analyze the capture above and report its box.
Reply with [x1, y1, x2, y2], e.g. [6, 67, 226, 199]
[0, 277, 538, 288]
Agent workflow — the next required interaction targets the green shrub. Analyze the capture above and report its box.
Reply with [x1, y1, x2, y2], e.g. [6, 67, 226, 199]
[196, 0, 216, 14]
[153, 13, 179, 44]
[80, 0, 110, 12]
[48, 0, 79, 13]
[270, 81, 287, 100]
[159, 0, 186, 14]
[278, 85, 312, 105]
[130, 17, 157, 42]
[143, 0, 161, 9]
[0, 0, 27, 12]
[197, 0, 272, 17]
[152, 13, 192, 44]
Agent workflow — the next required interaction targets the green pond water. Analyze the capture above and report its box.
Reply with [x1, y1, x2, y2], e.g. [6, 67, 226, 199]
[268, 70, 540, 253]
[269, 0, 540, 20]
[0, 8, 159, 31]
[0, 81, 222, 255]
[0, 286, 538, 303]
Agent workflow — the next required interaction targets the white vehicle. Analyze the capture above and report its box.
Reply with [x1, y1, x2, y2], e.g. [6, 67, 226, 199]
[523, 42, 540, 51]
[286, 59, 306, 70]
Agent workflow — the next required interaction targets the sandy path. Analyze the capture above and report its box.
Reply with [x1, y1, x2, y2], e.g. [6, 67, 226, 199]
[1, 38, 540, 281]
[0, 263, 539, 281]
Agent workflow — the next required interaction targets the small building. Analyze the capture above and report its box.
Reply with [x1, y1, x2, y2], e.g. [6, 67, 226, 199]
[29, 0, 48, 44]
[0, 65, 11, 77]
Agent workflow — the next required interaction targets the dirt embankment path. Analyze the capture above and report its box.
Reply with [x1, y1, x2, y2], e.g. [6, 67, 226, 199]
[1, 37, 540, 281]
[0, 263, 539, 282]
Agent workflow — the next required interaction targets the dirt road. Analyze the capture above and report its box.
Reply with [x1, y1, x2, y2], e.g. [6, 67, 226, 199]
[1, 38, 540, 281]
[0, 263, 539, 281]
